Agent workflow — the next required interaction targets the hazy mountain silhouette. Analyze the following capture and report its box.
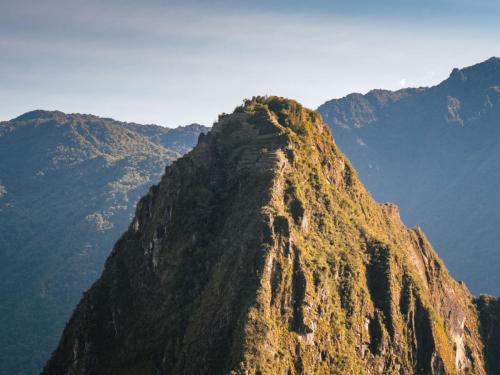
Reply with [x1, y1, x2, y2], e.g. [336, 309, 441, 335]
[318, 57, 500, 295]
[0, 111, 207, 374]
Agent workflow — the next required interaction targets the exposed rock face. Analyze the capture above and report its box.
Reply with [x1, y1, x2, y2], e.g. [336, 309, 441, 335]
[0, 111, 208, 374]
[317, 57, 500, 295]
[44, 98, 493, 374]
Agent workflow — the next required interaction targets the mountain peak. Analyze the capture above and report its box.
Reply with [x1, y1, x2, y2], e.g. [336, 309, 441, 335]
[44, 97, 492, 375]
[213, 96, 322, 136]
[452, 56, 500, 73]
[484, 56, 500, 63]
[13, 109, 66, 122]
[446, 56, 500, 87]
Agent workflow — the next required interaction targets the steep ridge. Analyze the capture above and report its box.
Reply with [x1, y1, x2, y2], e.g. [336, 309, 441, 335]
[318, 57, 500, 295]
[0, 111, 208, 374]
[44, 97, 493, 374]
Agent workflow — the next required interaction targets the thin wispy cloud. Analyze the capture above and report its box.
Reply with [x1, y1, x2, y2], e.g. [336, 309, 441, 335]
[1, 0, 499, 125]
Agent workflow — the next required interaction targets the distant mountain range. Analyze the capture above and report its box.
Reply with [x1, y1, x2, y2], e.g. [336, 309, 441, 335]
[0, 111, 208, 374]
[318, 57, 500, 295]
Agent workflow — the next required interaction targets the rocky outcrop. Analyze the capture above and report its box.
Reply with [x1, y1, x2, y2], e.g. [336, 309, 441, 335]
[44, 98, 495, 374]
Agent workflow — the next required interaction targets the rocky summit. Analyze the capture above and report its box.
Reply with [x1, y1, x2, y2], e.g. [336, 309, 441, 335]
[44, 98, 498, 374]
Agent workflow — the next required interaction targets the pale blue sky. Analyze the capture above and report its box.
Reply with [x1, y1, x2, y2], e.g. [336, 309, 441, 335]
[1, 0, 499, 126]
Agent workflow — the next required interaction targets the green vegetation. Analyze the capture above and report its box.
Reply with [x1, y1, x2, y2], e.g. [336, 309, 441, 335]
[0, 111, 207, 375]
[43, 98, 492, 374]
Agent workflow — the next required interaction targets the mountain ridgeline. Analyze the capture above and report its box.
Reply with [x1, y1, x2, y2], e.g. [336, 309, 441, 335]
[0, 111, 208, 375]
[44, 98, 499, 374]
[318, 57, 500, 295]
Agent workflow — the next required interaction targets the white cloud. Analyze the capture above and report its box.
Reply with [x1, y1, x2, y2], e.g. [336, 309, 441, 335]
[356, 138, 367, 146]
